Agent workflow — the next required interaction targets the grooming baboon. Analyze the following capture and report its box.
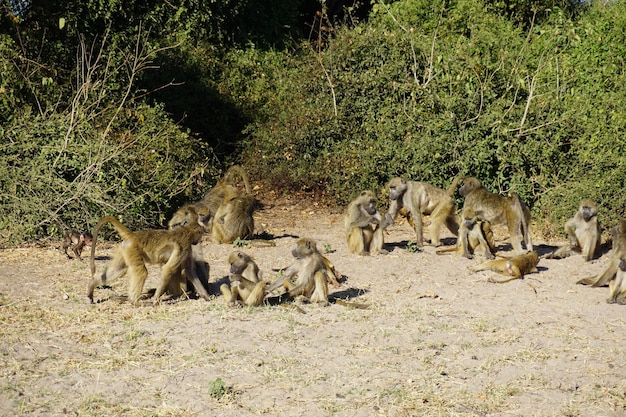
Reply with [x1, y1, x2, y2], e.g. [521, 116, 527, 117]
[577, 219, 626, 287]
[220, 251, 266, 307]
[345, 190, 387, 255]
[458, 177, 532, 254]
[470, 251, 540, 283]
[61, 230, 93, 260]
[385, 175, 463, 247]
[201, 165, 252, 216]
[167, 205, 212, 297]
[267, 238, 329, 305]
[436, 207, 495, 259]
[88, 208, 211, 305]
[607, 258, 626, 305]
[212, 192, 256, 244]
[546, 199, 600, 261]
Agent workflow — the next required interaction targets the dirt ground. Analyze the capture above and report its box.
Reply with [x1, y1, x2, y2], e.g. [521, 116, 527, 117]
[1, 191, 625, 417]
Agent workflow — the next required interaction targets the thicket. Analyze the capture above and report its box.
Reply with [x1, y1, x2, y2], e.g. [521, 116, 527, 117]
[1, 0, 625, 245]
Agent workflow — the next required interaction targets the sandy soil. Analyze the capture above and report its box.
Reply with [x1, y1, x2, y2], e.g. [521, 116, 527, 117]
[1, 192, 625, 417]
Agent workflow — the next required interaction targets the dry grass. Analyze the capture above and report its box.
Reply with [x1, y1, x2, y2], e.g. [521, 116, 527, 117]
[1, 196, 625, 416]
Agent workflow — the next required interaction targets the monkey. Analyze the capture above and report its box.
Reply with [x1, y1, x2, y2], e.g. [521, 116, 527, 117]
[436, 207, 496, 259]
[607, 258, 626, 305]
[344, 190, 387, 256]
[470, 251, 540, 283]
[211, 192, 256, 244]
[458, 177, 532, 255]
[167, 205, 212, 298]
[545, 199, 600, 261]
[201, 165, 252, 216]
[220, 251, 266, 307]
[385, 175, 463, 247]
[577, 219, 626, 288]
[266, 238, 329, 305]
[88, 207, 211, 305]
[61, 230, 93, 260]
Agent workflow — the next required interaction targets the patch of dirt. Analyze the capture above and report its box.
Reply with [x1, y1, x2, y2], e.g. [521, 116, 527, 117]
[0, 194, 625, 416]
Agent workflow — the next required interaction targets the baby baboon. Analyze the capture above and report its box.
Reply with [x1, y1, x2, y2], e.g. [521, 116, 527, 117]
[459, 177, 532, 254]
[470, 251, 540, 283]
[220, 251, 266, 307]
[344, 190, 386, 256]
[88, 208, 211, 305]
[577, 219, 626, 287]
[212, 193, 256, 244]
[385, 175, 462, 247]
[546, 199, 600, 261]
[61, 230, 93, 260]
[267, 238, 329, 305]
[436, 207, 495, 259]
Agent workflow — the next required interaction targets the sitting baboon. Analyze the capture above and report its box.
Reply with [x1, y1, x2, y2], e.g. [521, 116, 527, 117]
[61, 230, 93, 260]
[546, 199, 600, 261]
[88, 207, 211, 305]
[608, 258, 626, 305]
[577, 219, 626, 288]
[385, 175, 462, 247]
[470, 251, 539, 283]
[220, 251, 266, 307]
[344, 190, 386, 256]
[267, 238, 329, 305]
[458, 177, 532, 254]
[436, 207, 495, 259]
[212, 192, 256, 244]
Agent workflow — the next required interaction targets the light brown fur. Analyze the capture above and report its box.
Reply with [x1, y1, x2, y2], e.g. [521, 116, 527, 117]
[385, 175, 462, 247]
[62, 230, 93, 260]
[436, 207, 495, 259]
[344, 190, 386, 255]
[471, 251, 539, 283]
[220, 251, 266, 307]
[458, 177, 532, 255]
[546, 199, 600, 261]
[577, 220, 626, 292]
[88, 208, 210, 305]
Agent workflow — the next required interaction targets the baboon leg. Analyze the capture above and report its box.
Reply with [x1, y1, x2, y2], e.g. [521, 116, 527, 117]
[220, 283, 235, 304]
[127, 263, 149, 305]
[369, 226, 387, 255]
[245, 282, 266, 307]
[507, 217, 524, 253]
[310, 270, 329, 305]
[348, 227, 367, 255]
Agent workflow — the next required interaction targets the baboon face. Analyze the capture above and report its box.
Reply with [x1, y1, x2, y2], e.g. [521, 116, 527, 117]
[388, 178, 407, 201]
[458, 178, 480, 197]
[229, 252, 249, 274]
[292, 239, 316, 259]
[581, 206, 596, 222]
[619, 259, 626, 272]
[363, 198, 377, 216]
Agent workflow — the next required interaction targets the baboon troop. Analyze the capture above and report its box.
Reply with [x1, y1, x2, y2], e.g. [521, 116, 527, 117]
[80, 164, 625, 307]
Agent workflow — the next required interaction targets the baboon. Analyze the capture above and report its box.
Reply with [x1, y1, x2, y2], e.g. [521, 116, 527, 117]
[607, 258, 626, 305]
[61, 230, 93, 260]
[167, 205, 212, 297]
[546, 199, 600, 261]
[220, 251, 266, 307]
[436, 207, 495, 259]
[267, 238, 329, 305]
[385, 175, 463, 247]
[201, 165, 252, 216]
[470, 251, 540, 283]
[458, 177, 532, 254]
[577, 219, 626, 287]
[88, 208, 211, 305]
[345, 190, 387, 255]
[212, 192, 256, 244]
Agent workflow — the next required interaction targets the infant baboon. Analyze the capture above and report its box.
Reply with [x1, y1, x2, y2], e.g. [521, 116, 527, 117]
[470, 251, 539, 283]
[220, 251, 266, 307]
[436, 207, 495, 259]
[61, 230, 93, 260]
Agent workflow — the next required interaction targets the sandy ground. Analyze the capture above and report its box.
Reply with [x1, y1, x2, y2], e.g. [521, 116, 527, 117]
[1, 192, 625, 417]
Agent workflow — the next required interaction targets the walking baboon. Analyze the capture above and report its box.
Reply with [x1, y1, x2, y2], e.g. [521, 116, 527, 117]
[267, 238, 329, 305]
[459, 177, 532, 254]
[436, 207, 495, 259]
[62, 230, 93, 260]
[212, 193, 256, 244]
[345, 190, 386, 255]
[546, 199, 600, 261]
[470, 251, 539, 283]
[577, 219, 626, 287]
[88, 208, 211, 305]
[385, 175, 463, 247]
[220, 251, 265, 307]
